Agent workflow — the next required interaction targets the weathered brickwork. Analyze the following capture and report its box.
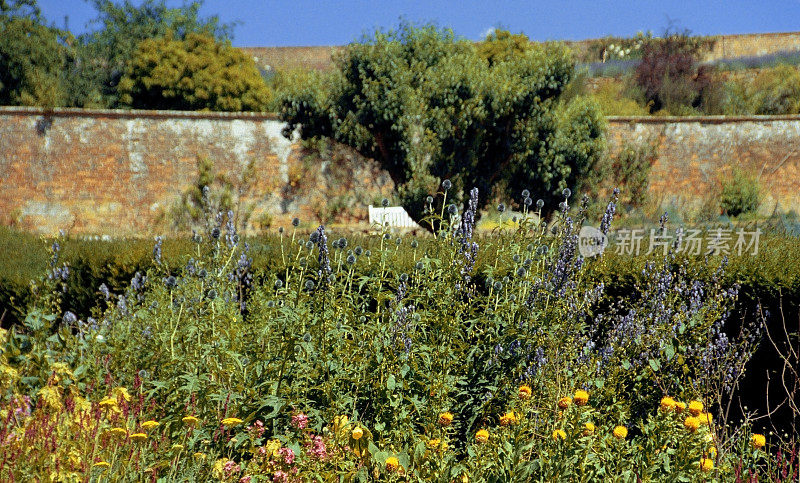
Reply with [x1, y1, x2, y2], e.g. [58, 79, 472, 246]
[0, 107, 392, 235]
[241, 32, 800, 72]
[606, 116, 800, 215]
[1, 107, 799, 235]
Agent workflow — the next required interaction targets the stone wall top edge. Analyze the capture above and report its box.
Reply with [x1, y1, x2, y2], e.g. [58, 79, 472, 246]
[0, 106, 281, 121]
[607, 115, 800, 124]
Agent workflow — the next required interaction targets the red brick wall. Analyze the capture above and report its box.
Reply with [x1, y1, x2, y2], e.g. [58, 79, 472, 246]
[1, 107, 799, 235]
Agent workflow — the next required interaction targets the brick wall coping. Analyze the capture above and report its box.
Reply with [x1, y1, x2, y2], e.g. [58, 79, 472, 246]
[0, 106, 280, 121]
[607, 115, 800, 124]
[2, 106, 800, 124]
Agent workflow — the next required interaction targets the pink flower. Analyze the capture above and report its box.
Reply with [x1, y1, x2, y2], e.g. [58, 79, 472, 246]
[307, 435, 327, 460]
[224, 460, 241, 474]
[247, 420, 266, 438]
[277, 447, 295, 465]
[291, 413, 308, 429]
[239, 477, 252, 483]
[273, 470, 288, 483]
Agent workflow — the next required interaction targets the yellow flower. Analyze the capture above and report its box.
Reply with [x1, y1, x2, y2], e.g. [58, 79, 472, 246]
[438, 412, 454, 426]
[660, 396, 677, 411]
[699, 457, 714, 472]
[265, 439, 282, 457]
[141, 420, 159, 430]
[171, 444, 184, 451]
[112, 387, 131, 402]
[698, 412, 713, 426]
[684, 416, 701, 432]
[92, 461, 111, 470]
[499, 411, 518, 426]
[193, 452, 206, 460]
[688, 400, 704, 416]
[552, 429, 567, 440]
[475, 429, 490, 443]
[426, 438, 441, 449]
[518, 385, 532, 399]
[707, 446, 718, 458]
[574, 390, 589, 406]
[129, 432, 148, 442]
[583, 422, 595, 436]
[385, 456, 400, 472]
[558, 397, 572, 410]
[221, 417, 243, 427]
[613, 425, 628, 439]
[351, 427, 364, 440]
[676, 401, 687, 413]
[99, 397, 118, 409]
[107, 427, 127, 437]
[333, 415, 350, 435]
[182, 415, 200, 426]
[751, 434, 766, 449]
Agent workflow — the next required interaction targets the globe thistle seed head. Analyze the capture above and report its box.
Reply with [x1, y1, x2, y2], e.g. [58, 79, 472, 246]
[309, 232, 320, 243]
[448, 204, 458, 215]
[410, 239, 418, 248]
[278, 226, 284, 234]
[559, 201, 568, 211]
[415, 261, 424, 270]
[207, 289, 217, 299]
[211, 227, 220, 239]
[291, 217, 300, 227]
[338, 237, 347, 248]
[381, 198, 390, 207]
[305, 241, 314, 250]
[516, 267, 527, 277]
[536, 199, 545, 209]
[562, 188, 572, 198]
[354, 246, 363, 255]
[426, 195, 434, 204]
[524, 197, 533, 206]
[346, 254, 356, 264]
[274, 279, 283, 289]
[494, 281, 503, 291]
[395, 238, 402, 246]
[305, 280, 315, 290]
[521, 189, 530, 198]
[399, 273, 408, 283]
[365, 250, 372, 257]
[513, 254, 521, 263]
[164, 276, 177, 288]
[442, 179, 452, 190]
[497, 203, 506, 213]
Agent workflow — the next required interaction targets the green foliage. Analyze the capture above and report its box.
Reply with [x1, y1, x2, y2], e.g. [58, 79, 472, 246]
[609, 139, 659, 208]
[118, 32, 270, 111]
[279, 23, 605, 226]
[1, 194, 791, 480]
[76, 0, 232, 107]
[476, 29, 531, 66]
[589, 80, 650, 116]
[720, 169, 761, 217]
[0, 9, 70, 106]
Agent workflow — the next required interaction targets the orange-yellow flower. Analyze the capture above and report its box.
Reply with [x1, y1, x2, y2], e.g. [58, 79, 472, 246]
[351, 427, 364, 440]
[518, 385, 532, 400]
[552, 429, 567, 440]
[574, 390, 589, 406]
[499, 411, 518, 426]
[699, 457, 714, 472]
[684, 416, 701, 432]
[698, 412, 713, 426]
[385, 456, 400, 472]
[475, 429, 490, 443]
[439, 412, 454, 426]
[221, 417, 243, 427]
[688, 400, 704, 416]
[613, 425, 628, 439]
[751, 434, 766, 449]
[676, 401, 687, 413]
[660, 396, 677, 411]
[558, 397, 572, 410]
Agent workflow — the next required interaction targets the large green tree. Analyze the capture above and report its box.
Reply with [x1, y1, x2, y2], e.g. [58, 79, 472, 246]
[75, 0, 233, 107]
[118, 32, 271, 111]
[0, 0, 70, 106]
[279, 24, 605, 224]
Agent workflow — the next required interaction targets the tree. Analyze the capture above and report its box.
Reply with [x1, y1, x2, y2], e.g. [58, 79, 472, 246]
[0, 1, 70, 106]
[279, 24, 605, 225]
[117, 32, 271, 111]
[75, 0, 233, 107]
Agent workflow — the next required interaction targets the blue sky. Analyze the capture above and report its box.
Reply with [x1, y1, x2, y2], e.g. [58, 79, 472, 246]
[37, 0, 800, 47]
